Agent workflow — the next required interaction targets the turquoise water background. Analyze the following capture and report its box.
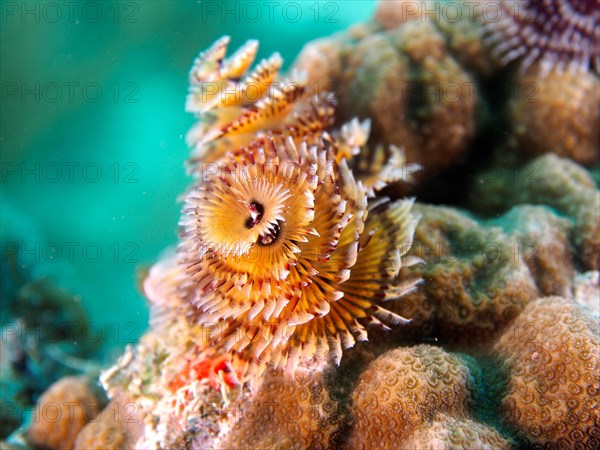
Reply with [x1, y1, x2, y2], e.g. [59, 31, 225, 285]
[1, 1, 376, 356]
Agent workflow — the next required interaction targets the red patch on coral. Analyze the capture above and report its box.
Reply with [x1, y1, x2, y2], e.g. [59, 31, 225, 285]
[168, 354, 239, 393]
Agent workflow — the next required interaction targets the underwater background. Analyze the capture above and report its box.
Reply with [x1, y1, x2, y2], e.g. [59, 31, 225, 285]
[2, 0, 599, 448]
[1, 0, 377, 359]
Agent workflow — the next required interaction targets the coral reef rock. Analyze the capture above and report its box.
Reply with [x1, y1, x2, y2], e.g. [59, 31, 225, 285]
[294, 16, 479, 174]
[391, 204, 539, 346]
[25, 376, 106, 450]
[494, 297, 600, 448]
[510, 66, 600, 165]
[218, 370, 342, 449]
[470, 154, 600, 271]
[74, 395, 144, 450]
[294, 0, 600, 177]
[401, 416, 513, 450]
[348, 346, 476, 449]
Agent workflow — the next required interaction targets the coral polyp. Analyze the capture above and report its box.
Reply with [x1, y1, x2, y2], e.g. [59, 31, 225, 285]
[483, 0, 600, 74]
[173, 38, 421, 381]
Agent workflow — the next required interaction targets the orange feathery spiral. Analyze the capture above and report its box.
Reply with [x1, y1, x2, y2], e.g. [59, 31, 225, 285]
[152, 37, 422, 382]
